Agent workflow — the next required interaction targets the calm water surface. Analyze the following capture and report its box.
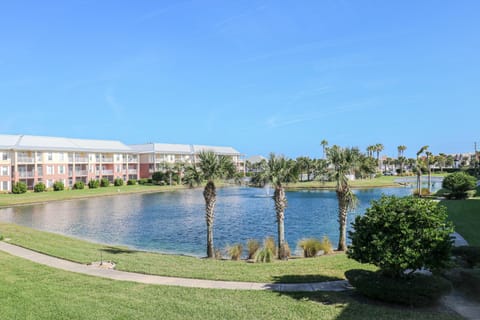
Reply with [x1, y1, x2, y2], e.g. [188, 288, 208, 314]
[0, 184, 440, 256]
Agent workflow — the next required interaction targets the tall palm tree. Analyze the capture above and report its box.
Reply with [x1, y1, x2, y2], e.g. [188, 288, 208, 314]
[327, 145, 359, 251]
[366, 145, 375, 158]
[321, 140, 329, 159]
[425, 151, 432, 193]
[375, 143, 384, 170]
[198, 151, 235, 258]
[260, 153, 296, 259]
[397, 145, 407, 174]
[415, 145, 429, 196]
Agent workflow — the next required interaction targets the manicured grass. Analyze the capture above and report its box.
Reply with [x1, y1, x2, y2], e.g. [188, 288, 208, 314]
[0, 223, 375, 283]
[286, 176, 401, 189]
[442, 197, 480, 246]
[0, 184, 187, 207]
[0, 251, 461, 320]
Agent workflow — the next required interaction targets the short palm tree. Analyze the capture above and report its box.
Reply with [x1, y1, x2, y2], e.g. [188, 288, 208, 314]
[198, 151, 235, 258]
[260, 153, 296, 259]
[321, 139, 329, 159]
[415, 145, 429, 195]
[375, 143, 384, 170]
[327, 145, 359, 251]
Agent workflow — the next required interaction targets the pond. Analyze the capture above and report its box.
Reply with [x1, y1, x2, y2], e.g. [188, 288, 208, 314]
[0, 184, 441, 257]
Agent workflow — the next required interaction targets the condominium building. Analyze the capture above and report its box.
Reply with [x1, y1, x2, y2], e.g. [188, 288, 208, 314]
[0, 134, 244, 192]
[0, 134, 139, 191]
[130, 143, 244, 178]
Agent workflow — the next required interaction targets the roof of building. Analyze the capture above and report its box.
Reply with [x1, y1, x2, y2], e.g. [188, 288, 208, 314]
[131, 143, 240, 155]
[246, 155, 266, 164]
[0, 134, 131, 153]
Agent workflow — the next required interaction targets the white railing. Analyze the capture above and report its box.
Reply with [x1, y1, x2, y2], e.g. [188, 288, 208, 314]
[17, 157, 35, 163]
[101, 170, 113, 175]
[18, 171, 35, 178]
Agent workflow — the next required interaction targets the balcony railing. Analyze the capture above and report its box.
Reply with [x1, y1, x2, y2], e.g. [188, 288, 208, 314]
[18, 171, 35, 178]
[17, 157, 35, 163]
[128, 169, 137, 174]
[127, 157, 138, 162]
[101, 170, 113, 175]
[74, 157, 89, 163]
[75, 170, 88, 176]
[101, 157, 114, 163]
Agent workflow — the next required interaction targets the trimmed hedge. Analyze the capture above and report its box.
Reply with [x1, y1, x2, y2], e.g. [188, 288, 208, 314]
[12, 182, 27, 194]
[100, 178, 110, 187]
[33, 182, 46, 193]
[114, 178, 124, 186]
[127, 179, 137, 185]
[88, 180, 99, 189]
[53, 181, 64, 191]
[73, 181, 85, 190]
[345, 269, 451, 307]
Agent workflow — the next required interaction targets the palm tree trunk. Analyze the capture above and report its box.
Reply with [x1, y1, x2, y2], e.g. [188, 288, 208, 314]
[274, 186, 287, 260]
[337, 191, 348, 251]
[203, 181, 216, 258]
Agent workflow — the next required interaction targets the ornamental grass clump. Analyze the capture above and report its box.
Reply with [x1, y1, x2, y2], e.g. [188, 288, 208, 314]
[320, 236, 333, 254]
[226, 243, 243, 261]
[246, 239, 260, 259]
[298, 238, 322, 258]
[255, 237, 277, 263]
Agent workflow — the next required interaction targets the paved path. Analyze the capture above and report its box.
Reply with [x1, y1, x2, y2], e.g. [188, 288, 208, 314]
[452, 232, 469, 247]
[0, 241, 349, 292]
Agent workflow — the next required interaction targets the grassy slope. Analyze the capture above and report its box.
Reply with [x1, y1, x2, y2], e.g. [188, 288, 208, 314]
[0, 184, 187, 207]
[441, 189, 480, 245]
[0, 223, 374, 283]
[0, 251, 461, 320]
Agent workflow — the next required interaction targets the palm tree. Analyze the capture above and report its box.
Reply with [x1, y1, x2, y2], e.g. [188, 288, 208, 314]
[397, 145, 407, 174]
[327, 145, 359, 251]
[416, 145, 429, 196]
[425, 151, 432, 193]
[375, 143, 384, 170]
[198, 151, 235, 258]
[260, 153, 296, 259]
[321, 140, 329, 159]
[366, 145, 375, 158]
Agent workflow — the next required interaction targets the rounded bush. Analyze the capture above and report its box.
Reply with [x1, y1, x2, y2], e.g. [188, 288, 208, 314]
[114, 178, 124, 186]
[100, 178, 110, 187]
[345, 269, 451, 307]
[73, 181, 85, 190]
[33, 182, 46, 193]
[53, 181, 64, 191]
[12, 182, 27, 194]
[442, 172, 477, 199]
[88, 179, 99, 189]
[127, 179, 137, 185]
[348, 196, 453, 277]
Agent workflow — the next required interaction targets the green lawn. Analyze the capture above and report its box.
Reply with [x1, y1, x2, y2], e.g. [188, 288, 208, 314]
[0, 184, 187, 207]
[0, 251, 461, 320]
[441, 195, 480, 246]
[0, 223, 374, 283]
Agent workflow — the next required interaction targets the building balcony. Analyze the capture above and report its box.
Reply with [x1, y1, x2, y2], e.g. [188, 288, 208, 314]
[18, 171, 35, 178]
[75, 170, 88, 176]
[17, 157, 35, 163]
[101, 157, 114, 163]
[75, 157, 89, 163]
[101, 170, 113, 175]
[128, 169, 137, 174]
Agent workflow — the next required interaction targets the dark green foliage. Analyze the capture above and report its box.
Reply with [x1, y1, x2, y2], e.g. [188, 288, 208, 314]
[114, 178, 124, 186]
[152, 171, 166, 184]
[100, 178, 110, 187]
[73, 181, 85, 190]
[12, 182, 27, 194]
[138, 178, 150, 185]
[53, 181, 64, 191]
[452, 246, 480, 268]
[348, 196, 453, 278]
[127, 179, 136, 185]
[88, 179, 99, 189]
[442, 171, 477, 199]
[444, 268, 480, 302]
[345, 269, 451, 307]
[33, 182, 46, 193]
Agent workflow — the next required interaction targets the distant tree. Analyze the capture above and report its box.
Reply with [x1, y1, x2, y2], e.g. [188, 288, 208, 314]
[321, 140, 329, 159]
[415, 146, 429, 195]
[375, 143, 384, 169]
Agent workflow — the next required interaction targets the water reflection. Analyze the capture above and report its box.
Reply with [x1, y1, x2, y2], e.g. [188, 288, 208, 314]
[0, 185, 437, 256]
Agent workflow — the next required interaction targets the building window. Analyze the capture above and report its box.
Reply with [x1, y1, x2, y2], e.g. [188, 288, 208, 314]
[2, 181, 8, 191]
[58, 165, 65, 174]
[47, 152, 53, 161]
[46, 166, 53, 175]
[1, 152, 9, 161]
[59, 153, 65, 161]
[1, 166, 8, 176]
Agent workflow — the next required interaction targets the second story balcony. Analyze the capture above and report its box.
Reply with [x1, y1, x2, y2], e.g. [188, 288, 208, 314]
[18, 171, 35, 178]
[74, 156, 89, 163]
[17, 156, 35, 164]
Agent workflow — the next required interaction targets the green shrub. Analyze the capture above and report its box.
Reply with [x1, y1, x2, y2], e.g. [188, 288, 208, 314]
[246, 239, 260, 259]
[12, 182, 27, 194]
[53, 181, 64, 191]
[345, 269, 451, 307]
[348, 196, 453, 278]
[0, 233, 4, 240]
[100, 178, 110, 187]
[73, 181, 85, 190]
[444, 268, 480, 302]
[33, 182, 46, 193]
[452, 246, 480, 268]
[226, 243, 243, 261]
[88, 179, 99, 189]
[114, 178, 124, 186]
[138, 178, 149, 185]
[298, 238, 322, 257]
[127, 179, 137, 185]
[442, 171, 477, 199]
[264, 236, 277, 257]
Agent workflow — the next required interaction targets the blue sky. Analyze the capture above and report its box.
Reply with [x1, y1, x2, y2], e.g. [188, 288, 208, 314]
[0, 1, 479, 159]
